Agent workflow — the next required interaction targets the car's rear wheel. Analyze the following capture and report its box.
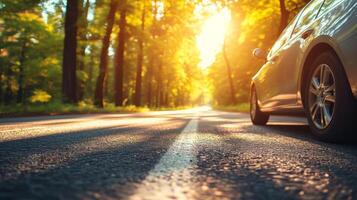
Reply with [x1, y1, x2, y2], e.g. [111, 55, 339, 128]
[304, 51, 356, 142]
[250, 86, 269, 125]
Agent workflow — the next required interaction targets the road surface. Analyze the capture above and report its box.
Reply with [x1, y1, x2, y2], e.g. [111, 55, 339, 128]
[1, 107, 357, 199]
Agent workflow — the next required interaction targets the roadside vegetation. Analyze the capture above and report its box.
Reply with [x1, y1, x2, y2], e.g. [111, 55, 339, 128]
[0, 0, 310, 116]
[0, 102, 147, 117]
[0, 101, 193, 117]
[213, 103, 250, 113]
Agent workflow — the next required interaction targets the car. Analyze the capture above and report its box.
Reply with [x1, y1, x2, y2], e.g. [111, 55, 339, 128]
[250, 0, 357, 142]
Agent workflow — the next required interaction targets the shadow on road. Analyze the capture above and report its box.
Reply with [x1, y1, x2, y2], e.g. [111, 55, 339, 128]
[0, 118, 189, 199]
[196, 112, 357, 199]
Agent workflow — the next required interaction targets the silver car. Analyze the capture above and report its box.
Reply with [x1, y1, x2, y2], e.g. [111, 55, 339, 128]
[250, 0, 357, 141]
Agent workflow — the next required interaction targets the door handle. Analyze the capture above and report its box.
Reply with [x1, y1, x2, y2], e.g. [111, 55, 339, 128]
[301, 29, 314, 39]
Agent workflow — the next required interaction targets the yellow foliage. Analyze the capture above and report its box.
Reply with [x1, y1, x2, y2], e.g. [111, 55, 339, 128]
[17, 12, 43, 23]
[30, 90, 52, 103]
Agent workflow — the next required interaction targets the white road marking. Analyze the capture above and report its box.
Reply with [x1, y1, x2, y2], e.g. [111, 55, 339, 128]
[129, 116, 199, 200]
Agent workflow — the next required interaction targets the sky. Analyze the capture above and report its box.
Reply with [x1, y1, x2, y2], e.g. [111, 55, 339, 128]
[41, 0, 96, 22]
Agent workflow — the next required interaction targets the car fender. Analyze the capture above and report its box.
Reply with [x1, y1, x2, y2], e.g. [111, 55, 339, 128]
[296, 35, 347, 105]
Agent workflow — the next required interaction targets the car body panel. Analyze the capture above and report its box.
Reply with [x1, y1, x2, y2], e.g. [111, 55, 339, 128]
[253, 13, 303, 109]
[323, 0, 357, 97]
[252, 0, 357, 114]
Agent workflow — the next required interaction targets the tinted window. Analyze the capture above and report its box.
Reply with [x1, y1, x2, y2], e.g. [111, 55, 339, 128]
[291, 0, 324, 38]
[319, 0, 342, 14]
[269, 14, 300, 57]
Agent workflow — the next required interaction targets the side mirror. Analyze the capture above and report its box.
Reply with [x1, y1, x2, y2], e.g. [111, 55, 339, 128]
[252, 48, 267, 60]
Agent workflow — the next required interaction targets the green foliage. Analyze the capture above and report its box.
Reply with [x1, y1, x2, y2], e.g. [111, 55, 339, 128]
[0, 0, 62, 105]
[0, 0, 310, 114]
[0, 101, 194, 117]
[213, 103, 250, 113]
[0, 0, 43, 13]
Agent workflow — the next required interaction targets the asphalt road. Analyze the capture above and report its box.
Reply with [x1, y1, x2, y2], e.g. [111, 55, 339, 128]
[1, 107, 357, 200]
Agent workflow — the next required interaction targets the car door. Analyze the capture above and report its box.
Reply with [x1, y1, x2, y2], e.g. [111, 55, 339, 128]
[261, 0, 324, 110]
[257, 13, 301, 109]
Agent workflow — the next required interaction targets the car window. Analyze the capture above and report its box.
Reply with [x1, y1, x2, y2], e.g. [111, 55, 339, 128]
[319, 0, 343, 14]
[291, 0, 324, 38]
[269, 14, 301, 57]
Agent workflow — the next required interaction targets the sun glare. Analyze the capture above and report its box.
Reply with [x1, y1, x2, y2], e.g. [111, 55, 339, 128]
[196, 8, 231, 69]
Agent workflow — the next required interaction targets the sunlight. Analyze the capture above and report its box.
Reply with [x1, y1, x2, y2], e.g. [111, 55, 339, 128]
[196, 8, 231, 69]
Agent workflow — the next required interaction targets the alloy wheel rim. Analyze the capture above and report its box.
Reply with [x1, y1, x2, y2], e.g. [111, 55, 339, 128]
[308, 64, 336, 130]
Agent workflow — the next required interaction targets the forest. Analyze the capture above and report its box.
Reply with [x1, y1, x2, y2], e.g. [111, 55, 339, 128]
[0, 0, 311, 114]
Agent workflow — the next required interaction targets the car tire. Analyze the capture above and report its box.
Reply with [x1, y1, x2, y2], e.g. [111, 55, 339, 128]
[303, 51, 356, 142]
[250, 86, 269, 125]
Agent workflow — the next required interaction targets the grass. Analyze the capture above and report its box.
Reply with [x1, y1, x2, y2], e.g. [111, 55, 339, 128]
[150, 106, 192, 111]
[213, 103, 250, 113]
[0, 101, 195, 118]
[0, 101, 251, 118]
[0, 101, 153, 118]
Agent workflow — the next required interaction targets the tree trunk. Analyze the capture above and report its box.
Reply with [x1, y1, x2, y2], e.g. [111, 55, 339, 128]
[94, 0, 118, 107]
[155, 63, 162, 107]
[278, 0, 290, 35]
[17, 39, 27, 104]
[4, 65, 14, 104]
[160, 85, 164, 107]
[146, 64, 153, 107]
[223, 39, 236, 104]
[114, 7, 127, 106]
[0, 69, 2, 105]
[62, 0, 79, 104]
[164, 90, 169, 107]
[146, 0, 158, 108]
[134, 5, 146, 107]
[77, 0, 90, 101]
[87, 45, 95, 95]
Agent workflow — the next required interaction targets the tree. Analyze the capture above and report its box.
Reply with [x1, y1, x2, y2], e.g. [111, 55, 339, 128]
[0, 1, 62, 105]
[77, 0, 90, 101]
[1, 0, 314, 110]
[94, 0, 119, 107]
[134, 3, 146, 107]
[114, 3, 127, 106]
[62, 0, 79, 103]
[279, 0, 290, 34]
[16, 33, 27, 104]
[223, 38, 236, 104]
[145, 0, 159, 107]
